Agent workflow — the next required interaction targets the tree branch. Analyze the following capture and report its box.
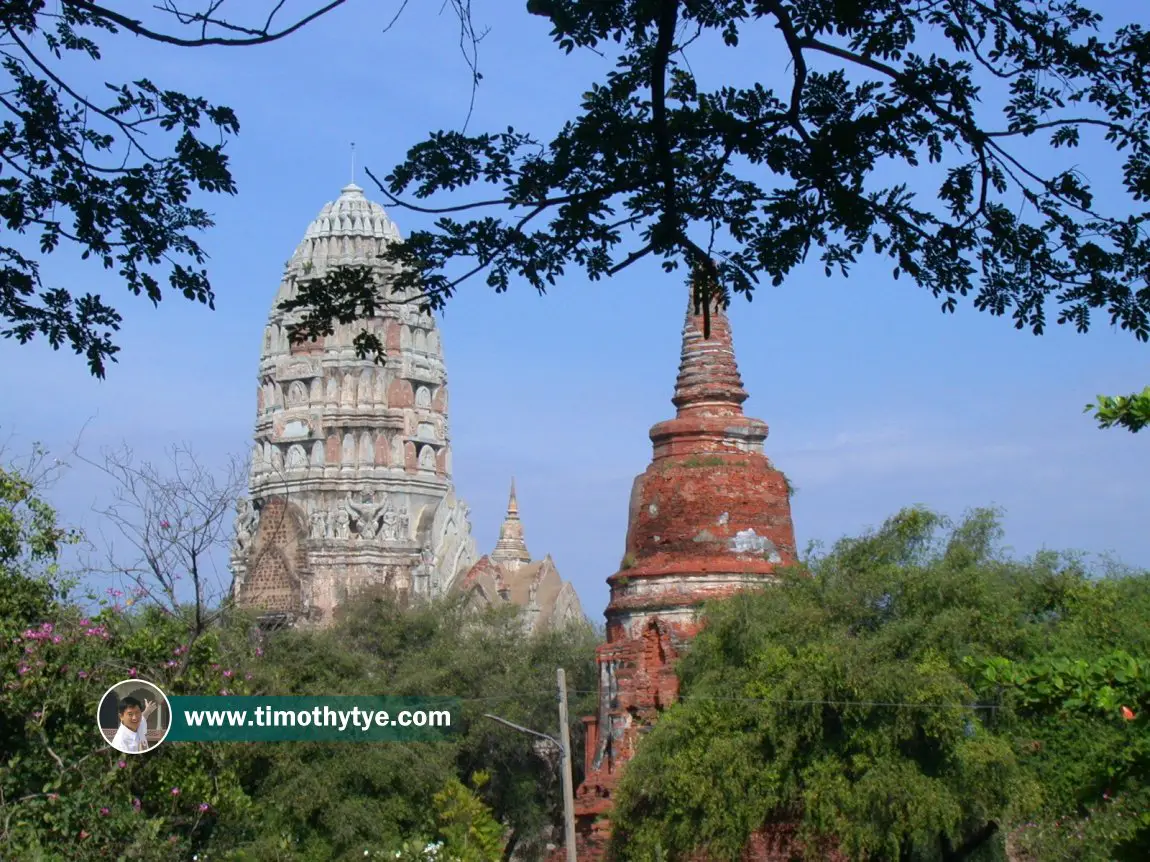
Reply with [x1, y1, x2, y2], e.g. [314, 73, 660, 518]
[61, 0, 350, 48]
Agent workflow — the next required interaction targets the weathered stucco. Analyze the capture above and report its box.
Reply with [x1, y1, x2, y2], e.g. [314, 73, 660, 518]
[570, 287, 799, 860]
[229, 184, 478, 625]
[455, 480, 588, 632]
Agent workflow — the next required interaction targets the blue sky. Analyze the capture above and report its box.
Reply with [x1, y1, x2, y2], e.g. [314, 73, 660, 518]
[2, 1, 1147, 619]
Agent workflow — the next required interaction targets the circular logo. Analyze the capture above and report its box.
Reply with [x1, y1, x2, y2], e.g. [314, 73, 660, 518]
[97, 679, 172, 754]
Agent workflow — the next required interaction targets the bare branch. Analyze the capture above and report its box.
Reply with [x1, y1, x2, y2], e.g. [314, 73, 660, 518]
[61, 0, 351, 48]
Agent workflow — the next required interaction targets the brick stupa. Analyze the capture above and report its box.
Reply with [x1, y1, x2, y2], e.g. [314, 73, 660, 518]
[572, 285, 798, 858]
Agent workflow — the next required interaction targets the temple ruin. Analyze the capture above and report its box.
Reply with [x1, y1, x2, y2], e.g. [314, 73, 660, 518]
[229, 182, 481, 623]
[571, 286, 799, 858]
[456, 480, 586, 632]
[230, 182, 584, 629]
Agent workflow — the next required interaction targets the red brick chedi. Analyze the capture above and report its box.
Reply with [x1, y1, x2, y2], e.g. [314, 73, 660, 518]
[573, 287, 797, 858]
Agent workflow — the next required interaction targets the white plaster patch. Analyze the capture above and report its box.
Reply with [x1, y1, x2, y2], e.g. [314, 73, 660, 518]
[730, 529, 781, 561]
[282, 420, 310, 439]
[717, 512, 729, 525]
[648, 503, 658, 517]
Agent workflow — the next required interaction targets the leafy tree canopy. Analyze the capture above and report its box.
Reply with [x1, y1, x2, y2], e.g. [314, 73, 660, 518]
[288, 0, 1150, 407]
[1086, 386, 1150, 432]
[0, 458, 599, 861]
[0, 1, 350, 377]
[246, 590, 600, 861]
[608, 507, 1150, 861]
[0, 459, 77, 637]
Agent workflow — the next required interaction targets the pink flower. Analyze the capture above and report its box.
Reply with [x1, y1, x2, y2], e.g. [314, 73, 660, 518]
[218, 689, 229, 696]
[132, 798, 141, 811]
[245, 673, 253, 681]
[198, 802, 210, 812]
[128, 668, 137, 677]
[118, 760, 127, 769]
[223, 669, 233, 678]
[171, 787, 180, 796]
[48, 793, 59, 802]
[79, 619, 89, 626]
[160, 519, 170, 529]
[77, 671, 88, 679]
[1121, 705, 1136, 721]
[80, 830, 89, 839]
[166, 660, 178, 668]
[32, 711, 42, 719]
[99, 807, 109, 816]
[255, 647, 263, 657]
[17, 665, 28, 675]
[52, 635, 62, 644]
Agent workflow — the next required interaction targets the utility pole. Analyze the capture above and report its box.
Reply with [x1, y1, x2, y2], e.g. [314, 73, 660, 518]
[557, 667, 577, 862]
[481, 667, 578, 861]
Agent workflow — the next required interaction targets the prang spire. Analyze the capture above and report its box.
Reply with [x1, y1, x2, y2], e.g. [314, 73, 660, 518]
[490, 478, 531, 568]
[671, 284, 748, 417]
[507, 477, 520, 516]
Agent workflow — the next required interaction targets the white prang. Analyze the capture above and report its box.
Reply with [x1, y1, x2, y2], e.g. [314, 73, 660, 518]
[229, 183, 478, 624]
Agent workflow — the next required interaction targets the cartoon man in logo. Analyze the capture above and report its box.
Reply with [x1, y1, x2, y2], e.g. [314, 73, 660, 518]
[110, 695, 157, 754]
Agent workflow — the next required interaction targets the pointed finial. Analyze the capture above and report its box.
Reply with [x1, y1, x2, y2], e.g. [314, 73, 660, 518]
[507, 477, 519, 516]
[671, 281, 748, 416]
[350, 142, 356, 184]
[492, 476, 530, 566]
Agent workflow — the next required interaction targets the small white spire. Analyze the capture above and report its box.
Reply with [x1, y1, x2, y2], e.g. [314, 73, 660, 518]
[350, 142, 356, 184]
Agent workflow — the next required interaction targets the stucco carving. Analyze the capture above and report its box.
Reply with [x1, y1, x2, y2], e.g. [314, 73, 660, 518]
[231, 183, 479, 624]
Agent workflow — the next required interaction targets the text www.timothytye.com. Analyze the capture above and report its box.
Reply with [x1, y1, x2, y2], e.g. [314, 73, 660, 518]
[166, 695, 460, 742]
[183, 706, 453, 732]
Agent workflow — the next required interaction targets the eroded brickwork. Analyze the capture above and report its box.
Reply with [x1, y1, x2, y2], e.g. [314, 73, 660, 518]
[571, 287, 798, 860]
[241, 498, 307, 614]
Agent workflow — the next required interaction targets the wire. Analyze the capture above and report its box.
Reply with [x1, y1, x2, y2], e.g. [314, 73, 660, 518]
[449, 690, 999, 711]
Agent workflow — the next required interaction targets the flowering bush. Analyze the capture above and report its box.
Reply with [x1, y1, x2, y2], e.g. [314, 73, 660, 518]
[0, 466, 262, 859]
[1, 599, 267, 859]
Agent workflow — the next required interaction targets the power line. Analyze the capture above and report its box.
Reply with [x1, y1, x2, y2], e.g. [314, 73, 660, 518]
[449, 690, 998, 711]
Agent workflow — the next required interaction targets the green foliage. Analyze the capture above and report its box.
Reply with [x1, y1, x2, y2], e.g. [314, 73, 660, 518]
[294, 1, 1150, 374]
[0, 2, 349, 377]
[373, 774, 505, 862]
[970, 577, 1150, 860]
[1086, 386, 1150, 433]
[681, 457, 726, 469]
[0, 587, 263, 859]
[610, 507, 1149, 861]
[0, 464, 78, 639]
[433, 772, 506, 862]
[245, 591, 598, 860]
[1, 462, 597, 861]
